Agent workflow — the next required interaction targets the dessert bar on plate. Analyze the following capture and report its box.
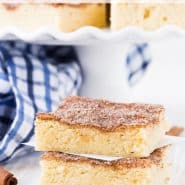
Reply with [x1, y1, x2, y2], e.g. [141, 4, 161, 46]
[0, 3, 107, 32]
[40, 146, 170, 185]
[35, 96, 170, 157]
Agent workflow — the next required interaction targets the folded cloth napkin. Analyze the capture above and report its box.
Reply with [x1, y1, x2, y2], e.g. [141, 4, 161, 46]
[0, 41, 82, 162]
[126, 43, 151, 86]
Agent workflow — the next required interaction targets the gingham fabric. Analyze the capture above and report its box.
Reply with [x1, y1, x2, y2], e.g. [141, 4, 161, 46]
[0, 41, 82, 162]
[126, 43, 151, 86]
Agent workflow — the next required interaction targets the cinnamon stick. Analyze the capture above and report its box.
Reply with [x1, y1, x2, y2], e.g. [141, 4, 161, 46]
[166, 126, 184, 136]
[0, 167, 17, 185]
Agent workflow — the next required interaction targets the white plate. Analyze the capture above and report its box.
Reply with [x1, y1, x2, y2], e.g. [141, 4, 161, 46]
[1, 25, 185, 45]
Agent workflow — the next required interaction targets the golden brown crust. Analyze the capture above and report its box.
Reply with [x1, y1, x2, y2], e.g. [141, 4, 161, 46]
[37, 96, 165, 131]
[2, 4, 20, 11]
[2, 3, 103, 11]
[51, 3, 103, 8]
[42, 146, 168, 169]
[50, 3, 87, 8]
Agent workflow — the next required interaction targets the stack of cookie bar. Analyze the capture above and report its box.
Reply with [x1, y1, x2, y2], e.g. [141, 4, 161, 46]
[35, 96, 171, 185]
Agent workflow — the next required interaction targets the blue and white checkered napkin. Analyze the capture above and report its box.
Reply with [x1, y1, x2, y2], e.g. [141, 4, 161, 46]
[0, 41, 82, 162]
[126, 43, 152, 86]
[0, 41, 151, 162]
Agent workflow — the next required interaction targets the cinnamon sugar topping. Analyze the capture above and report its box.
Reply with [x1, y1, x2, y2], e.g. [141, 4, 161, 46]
[38, 96, 165, 130]
[42, 146, 167, 169]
